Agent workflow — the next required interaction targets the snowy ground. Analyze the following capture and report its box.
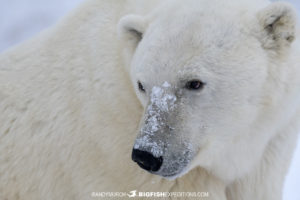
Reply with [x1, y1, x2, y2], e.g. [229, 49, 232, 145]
[0, 0, 299, 199]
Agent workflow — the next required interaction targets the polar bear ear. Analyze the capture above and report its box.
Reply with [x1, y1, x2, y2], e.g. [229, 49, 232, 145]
[257, 2, 297, 50]
[118, 14, 148, 71]
[118, 14, 147, 52]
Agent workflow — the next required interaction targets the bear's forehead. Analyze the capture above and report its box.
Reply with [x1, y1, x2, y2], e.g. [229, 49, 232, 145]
[146, 19, 241, 51]
[132, 0, 267, 81]
[143, 3, 254, 55]
[146, 0, 266, 44]
[153, 0, 268, 18]
[136, 21, 248, 74]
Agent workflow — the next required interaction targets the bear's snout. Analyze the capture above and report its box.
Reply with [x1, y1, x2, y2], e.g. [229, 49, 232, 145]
[131, 149, 163, 172]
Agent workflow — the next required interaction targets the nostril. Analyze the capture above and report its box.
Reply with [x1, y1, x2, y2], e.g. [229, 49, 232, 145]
[132, 149, 163, 172]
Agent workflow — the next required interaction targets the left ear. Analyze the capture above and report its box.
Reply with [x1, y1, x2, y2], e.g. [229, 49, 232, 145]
[257, 2, 297, 50]
[118, 14, 148, 68]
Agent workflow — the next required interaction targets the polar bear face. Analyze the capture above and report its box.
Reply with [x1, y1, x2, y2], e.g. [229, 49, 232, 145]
[119, 0, 297, 181]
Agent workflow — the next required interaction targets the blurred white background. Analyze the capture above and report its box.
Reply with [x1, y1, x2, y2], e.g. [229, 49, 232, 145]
[0, 0, 299, 199]
[0, 0, 84, 52]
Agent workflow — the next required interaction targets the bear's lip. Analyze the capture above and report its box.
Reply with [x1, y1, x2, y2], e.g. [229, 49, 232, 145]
[160, 172, 183, 181]
[159, 161, 193, 180]
[163, 173, 178, 177]
[155, 169, 184, 179]
[142, 167, 182, 179]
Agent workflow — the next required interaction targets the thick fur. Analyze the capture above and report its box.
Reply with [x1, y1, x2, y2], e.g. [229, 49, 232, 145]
[0, 0, 299, 200]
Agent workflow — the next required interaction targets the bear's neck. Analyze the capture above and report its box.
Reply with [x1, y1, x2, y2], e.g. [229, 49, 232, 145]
[226, 107, 300, 200]
[224, 45, 300, 200]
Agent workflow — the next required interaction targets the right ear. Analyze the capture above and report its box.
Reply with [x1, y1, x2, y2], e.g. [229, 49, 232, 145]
[118, 14, 147, 66]
[256, 2, 297, 51]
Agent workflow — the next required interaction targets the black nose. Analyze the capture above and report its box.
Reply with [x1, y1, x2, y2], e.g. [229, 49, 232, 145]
[132, 149, 163, 172]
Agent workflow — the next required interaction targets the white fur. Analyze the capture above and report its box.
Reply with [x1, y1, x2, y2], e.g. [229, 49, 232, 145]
[0, 0, 299, 199]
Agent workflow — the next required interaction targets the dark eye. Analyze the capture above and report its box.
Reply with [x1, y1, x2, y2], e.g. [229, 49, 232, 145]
[186, 80, 205, 90]
[138, 81, 145, 92]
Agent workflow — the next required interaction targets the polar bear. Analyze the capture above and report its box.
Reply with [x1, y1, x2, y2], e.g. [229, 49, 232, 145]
[0, 0, 299, 199]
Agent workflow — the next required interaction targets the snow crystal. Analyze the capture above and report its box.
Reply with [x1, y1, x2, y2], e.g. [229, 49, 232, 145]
[162, 81, 171, 88]
[150, 86, 177, 112]
[147, 115, 159, 133]
[134, 135, 164, 157]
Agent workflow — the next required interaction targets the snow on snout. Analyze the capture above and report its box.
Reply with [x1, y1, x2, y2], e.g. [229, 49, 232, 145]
[150, 82, 176, 112]
[144, 82, 177, 135]
[145, 82, 177, 134]
[134, 82, 177, 157]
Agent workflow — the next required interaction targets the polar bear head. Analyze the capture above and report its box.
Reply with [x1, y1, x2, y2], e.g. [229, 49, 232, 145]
[118, 0, 298, 181]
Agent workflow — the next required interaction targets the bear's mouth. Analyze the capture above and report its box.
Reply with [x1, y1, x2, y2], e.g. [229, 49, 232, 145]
[163, 173, 178, 177]
[160, 170, 186, 180]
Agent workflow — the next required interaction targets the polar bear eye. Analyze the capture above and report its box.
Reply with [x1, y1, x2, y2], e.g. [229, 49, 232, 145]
[186, 80, 205, 90]
[138, 81, 146, 92]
